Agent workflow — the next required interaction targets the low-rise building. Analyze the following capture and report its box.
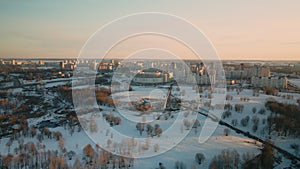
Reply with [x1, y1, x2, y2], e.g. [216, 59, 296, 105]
[251, 76, 287, 89]
[98, 62, 114, 73]
[133, 68, 173, 85]
[225, 64, 270, 81]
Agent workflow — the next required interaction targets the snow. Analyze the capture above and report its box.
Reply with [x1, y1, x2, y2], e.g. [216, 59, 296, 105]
[289, 79, 300, 88]
[44, 81, 68, 88]
[1, 84, 300, 168]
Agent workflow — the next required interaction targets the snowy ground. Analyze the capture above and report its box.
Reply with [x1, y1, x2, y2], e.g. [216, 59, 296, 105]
[1, 85, 300, 168]
[289, 79, 300, 87]
[221, 88, 300, 158]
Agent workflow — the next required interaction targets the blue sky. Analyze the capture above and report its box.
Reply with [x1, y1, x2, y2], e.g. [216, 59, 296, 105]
[0, 1, 300, 60]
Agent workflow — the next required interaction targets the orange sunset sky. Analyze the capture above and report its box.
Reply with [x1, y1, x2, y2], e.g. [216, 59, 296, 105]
[0, 1, 299, 60]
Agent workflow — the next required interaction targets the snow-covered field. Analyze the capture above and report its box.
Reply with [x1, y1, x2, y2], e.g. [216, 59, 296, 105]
[1, 85, 300, 168]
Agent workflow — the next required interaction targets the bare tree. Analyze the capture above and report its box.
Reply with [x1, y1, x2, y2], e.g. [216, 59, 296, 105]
[154, 144, 159, 152]
[252, 107, 257, 114]
[224, 128, 230, 136]
[195, 153, 205, 165]
[183, 119, 191, 130]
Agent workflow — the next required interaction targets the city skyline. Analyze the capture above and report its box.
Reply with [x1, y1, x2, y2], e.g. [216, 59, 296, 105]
[0, 1, 300, 60]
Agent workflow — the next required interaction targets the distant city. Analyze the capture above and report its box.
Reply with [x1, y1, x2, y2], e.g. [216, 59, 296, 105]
[1, 58, 300, 91]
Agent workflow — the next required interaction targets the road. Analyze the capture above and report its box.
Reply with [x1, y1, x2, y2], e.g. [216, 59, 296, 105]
[0, 76, 96, 90]
[198, 110, 300, 162]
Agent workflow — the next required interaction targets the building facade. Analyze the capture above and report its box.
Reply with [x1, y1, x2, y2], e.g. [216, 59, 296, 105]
[133, 68, 173, 85]
[251, 76, 287, 89]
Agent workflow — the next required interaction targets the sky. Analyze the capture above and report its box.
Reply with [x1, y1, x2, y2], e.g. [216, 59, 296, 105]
[0, 0, 300, 60]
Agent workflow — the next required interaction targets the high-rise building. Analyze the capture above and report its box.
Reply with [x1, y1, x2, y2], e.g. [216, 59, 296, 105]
[60, 61, 65, 69]
[92, 61, 98, 70]
[253, 64, 270, 77]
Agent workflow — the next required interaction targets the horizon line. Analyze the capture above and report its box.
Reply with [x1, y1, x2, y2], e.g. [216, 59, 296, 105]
[1, 57, 300, 62]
